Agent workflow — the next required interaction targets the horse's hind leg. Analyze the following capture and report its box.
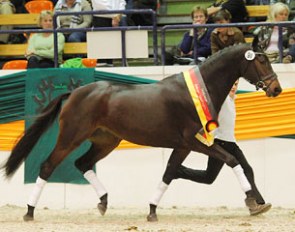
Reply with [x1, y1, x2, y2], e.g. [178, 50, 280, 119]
[74, 129, 121, 216]
[147, 148, 190, 222]
[23, 116, 97, 221]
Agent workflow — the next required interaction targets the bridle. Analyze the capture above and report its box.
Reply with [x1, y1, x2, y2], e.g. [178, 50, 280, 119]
[244, 52, 278, 91]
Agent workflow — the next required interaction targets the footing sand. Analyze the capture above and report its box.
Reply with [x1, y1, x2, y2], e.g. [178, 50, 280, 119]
[1, 205, 295, 232]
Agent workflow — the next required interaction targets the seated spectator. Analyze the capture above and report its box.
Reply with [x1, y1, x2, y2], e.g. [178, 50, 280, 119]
[207, 0, 248, 23]
[54, 0, 92, 42]
[285, 32, 295, 62]
[127, 0, 157, 26]
[210, 9, 245, 54]
[91, 0, 126, 65]
[165, 6, 213, 65]
[253, 2, 295, 63]
[25, 10, 65, 68]
[179, 6, 213, 62]
[0, 0, 15, 44]
[91, 0, 126, 27]
[10, 0, 28, 13]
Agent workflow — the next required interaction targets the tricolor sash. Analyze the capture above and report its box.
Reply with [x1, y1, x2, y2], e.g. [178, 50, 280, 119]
[183, 67, 218, 146]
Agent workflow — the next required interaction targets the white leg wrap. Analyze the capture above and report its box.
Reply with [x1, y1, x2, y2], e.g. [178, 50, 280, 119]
[233, 164, 252, 192]
[27, 176, 47, 207]
[149, 181, 169, 206]
[84, 170, 107, 198]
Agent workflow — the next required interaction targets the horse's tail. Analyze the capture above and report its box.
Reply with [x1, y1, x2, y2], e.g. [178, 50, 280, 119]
[2, 92, 71, 178]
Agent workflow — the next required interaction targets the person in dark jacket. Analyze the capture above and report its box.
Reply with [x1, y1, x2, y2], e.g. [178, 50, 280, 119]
[164, 6, 212, 65]
[207, 0, 248, 23]
[179, 6, 213, 61]
[127, 0, 157, 26]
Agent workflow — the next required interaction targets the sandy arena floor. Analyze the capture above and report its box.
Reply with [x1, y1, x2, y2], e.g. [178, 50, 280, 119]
[1, 205, 295, 232]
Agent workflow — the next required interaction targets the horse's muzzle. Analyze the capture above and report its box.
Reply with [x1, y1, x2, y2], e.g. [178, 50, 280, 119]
[267, 85, 282, 97]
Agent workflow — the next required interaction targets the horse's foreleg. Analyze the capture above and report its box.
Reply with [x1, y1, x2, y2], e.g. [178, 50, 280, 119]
[147, 148, 190, 222]
[75, 131, 121, 216]
[204, 143, 270, 215]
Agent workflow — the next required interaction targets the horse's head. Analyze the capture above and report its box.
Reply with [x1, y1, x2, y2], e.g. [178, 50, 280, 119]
[241, 41, 282, 97]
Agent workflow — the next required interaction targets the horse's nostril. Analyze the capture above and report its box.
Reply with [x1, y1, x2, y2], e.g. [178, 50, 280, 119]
[275, 87, 282, 94]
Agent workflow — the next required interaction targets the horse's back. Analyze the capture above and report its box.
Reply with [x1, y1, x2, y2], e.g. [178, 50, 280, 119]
[59, 77, 200, 148]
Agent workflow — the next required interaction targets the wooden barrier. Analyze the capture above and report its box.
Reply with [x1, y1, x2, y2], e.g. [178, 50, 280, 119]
[0, 14, 39, 26]
[246, 5, 270, 18]
[0, 43, 87, 57]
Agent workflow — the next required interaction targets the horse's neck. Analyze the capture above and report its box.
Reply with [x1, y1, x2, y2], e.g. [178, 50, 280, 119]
[201, 61, 240, 113]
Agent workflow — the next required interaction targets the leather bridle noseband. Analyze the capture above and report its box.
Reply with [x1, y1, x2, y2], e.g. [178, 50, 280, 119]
[244, 52, 278, 91]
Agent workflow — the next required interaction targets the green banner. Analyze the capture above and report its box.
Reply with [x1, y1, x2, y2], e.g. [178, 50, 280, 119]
[24, 68, 95, 184]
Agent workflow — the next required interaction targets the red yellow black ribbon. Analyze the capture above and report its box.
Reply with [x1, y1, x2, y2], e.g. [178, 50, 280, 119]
[183, 67, 218, 146]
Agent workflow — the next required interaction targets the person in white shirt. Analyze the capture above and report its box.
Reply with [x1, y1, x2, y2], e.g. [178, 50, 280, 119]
[174, 80, 272, 216]
[90, 0, 126, 64]
[91, 0, 126, 27]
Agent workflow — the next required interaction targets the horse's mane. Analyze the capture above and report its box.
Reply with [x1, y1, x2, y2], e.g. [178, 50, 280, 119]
[200, 43, 252, 67]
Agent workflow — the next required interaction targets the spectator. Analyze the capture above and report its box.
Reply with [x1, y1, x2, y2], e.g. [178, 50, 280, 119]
[0, 0, 15, 44]
[165, 6, 213, 65]
[210, 9, 245, 54]
[207, 0, 248, 23]
[253, 2, 295, 63]
[54, 0, 92, 43]
[25, 10, 65, 68]
[285, 32, 295, 62]
[179, 6, 213, 62]
[127, 0, 157, 26]
[174, 80, 272, 216]
[91, 0, 126, 27]
[91, 0, 126, 65]
[10, 0, 28, 13]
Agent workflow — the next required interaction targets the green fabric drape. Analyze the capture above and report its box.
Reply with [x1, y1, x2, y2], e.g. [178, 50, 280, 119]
[0, 71, 26, 123]
[24, 68, 95, 184]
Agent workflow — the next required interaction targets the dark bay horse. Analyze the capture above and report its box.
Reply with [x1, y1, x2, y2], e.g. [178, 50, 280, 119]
[2, 44, 282, 221]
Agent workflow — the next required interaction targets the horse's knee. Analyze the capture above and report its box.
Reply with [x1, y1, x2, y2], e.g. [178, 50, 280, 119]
[225, 156, 239, 168]
[39, 161, 54, 180]
[162, 170, 175, 185]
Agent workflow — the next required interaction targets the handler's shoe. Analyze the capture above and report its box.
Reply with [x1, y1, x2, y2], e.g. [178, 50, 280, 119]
[245, 197, 272, 216]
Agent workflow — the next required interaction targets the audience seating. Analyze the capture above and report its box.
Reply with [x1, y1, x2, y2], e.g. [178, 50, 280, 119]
[0, 5, 269, 62]
[82, 58, 97, 68]
[2, 60, 28, 69]
[25, 1, 54, 14]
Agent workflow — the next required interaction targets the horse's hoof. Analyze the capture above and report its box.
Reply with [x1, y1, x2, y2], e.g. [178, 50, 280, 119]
[23, 214, 34, 221]
[97, 203, 107, 216]
[250, 203, 272, 216]
[147, 213, 158, 222]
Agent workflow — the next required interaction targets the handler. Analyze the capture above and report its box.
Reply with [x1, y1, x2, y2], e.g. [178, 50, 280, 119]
[174, 80, 272, 216]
